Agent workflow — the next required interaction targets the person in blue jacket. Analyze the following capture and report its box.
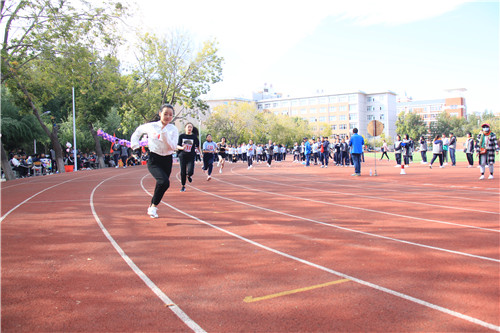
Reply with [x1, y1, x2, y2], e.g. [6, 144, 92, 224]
[304, 137, 312, 166]
[349, 128, 364, 176]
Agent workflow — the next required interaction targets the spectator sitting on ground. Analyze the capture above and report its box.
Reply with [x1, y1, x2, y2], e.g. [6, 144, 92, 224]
[104, 153, 112, 167]
[18, 154, 32, 177]
[127, 154, 139, 166]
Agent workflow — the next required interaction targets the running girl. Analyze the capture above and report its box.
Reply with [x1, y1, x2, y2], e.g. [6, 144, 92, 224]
[177, 123, 199, 192]
[217, 137, 228, 174]
[202, 134, 218, 181]
[131, 104, 178, 218]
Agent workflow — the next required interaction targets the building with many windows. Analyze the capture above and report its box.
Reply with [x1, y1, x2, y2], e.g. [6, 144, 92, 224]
[255, 91, 398, 139]
[397, 96, 467, 128]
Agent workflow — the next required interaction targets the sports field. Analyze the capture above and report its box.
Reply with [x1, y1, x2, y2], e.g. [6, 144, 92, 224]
[1, 157, 499, 332]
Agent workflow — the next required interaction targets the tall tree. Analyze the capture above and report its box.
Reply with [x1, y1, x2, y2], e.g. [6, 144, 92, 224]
[1, 0, 127, 173]
[395, 111, 428, 140]
[125, 31, 224, 126]
[206, 103, 310, 147]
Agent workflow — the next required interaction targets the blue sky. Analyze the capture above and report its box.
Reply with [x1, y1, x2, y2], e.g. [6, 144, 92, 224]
[131, 0, 499, 114]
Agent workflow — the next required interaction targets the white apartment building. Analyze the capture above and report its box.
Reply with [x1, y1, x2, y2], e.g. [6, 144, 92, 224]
[255, 91, 397, 139]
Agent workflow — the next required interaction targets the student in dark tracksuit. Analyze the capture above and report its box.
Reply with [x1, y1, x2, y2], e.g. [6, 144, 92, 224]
[320, 136, 330, 168]
[112, 139, 121, 168]
[177, 123, 199, 192]
[340, 139, 349, 166]
[464, 132, 475, 168]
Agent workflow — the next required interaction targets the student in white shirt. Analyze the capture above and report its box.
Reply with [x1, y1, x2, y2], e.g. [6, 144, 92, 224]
[131, 104, 179, 219]
[246, 140, 256, 169]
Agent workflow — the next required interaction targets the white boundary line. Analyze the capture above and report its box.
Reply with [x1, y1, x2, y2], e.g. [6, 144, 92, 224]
[91, 175, 205, 333]
[320, 181, 499, 203]
[1, 175, 90, 223]
[232, 171, 499, 215]
[252, 161, 500, 201]
[185, 177, 499, 262]
[140, 175, 500, 332]
[223, 169, 499, 233]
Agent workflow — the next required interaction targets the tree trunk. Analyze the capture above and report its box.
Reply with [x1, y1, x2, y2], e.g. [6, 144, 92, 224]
[89, 123, 105, 168]
[50, 128, 66, 173]
[1, 136, 16, 181]
[16, 79, 67, 172]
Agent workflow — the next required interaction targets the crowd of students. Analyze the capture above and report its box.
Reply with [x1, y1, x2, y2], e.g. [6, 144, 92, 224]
[6, 109, 498, 193]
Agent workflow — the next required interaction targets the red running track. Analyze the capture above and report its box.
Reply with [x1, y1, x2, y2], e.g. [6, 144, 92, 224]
[2, 158, 499, 332]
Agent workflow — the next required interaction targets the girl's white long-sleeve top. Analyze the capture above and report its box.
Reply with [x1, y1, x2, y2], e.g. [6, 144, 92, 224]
[130, 121, 179, 156]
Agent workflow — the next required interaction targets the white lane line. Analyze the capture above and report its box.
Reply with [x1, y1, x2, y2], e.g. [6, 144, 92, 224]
[141, 176, 500, 332]
[200, 179, 499, 262]
[1, 175, 90, 223]
[224, 170, 499, 233]
[233, 171, 499, 215]
[248, 163, 500, 202]
[91, 174, 205, 333]
[171, 173, 498, 263]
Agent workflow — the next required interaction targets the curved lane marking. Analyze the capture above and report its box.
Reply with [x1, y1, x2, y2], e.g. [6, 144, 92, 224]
[141, 174, 500, 332]
[232, 170, 499, 215]
[1, 175, 89, 223]
[91, 174, 205, 333]
[225, 169, 499, 233]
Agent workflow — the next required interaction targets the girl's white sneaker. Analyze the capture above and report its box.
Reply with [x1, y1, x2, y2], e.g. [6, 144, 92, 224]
[147, 206, 158, 218]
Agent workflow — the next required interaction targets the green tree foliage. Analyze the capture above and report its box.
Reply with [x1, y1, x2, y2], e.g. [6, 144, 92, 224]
[126, 31, 224, 125]
[1, 87, 44, 151]
[429, 110, 499, 138]
[395, 111, 428, 140]
[205, 103, 310, 147]
[1, 0, 127, 172]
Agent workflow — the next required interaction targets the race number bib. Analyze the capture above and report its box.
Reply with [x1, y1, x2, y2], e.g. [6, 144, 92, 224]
[183, 139, 194, 152]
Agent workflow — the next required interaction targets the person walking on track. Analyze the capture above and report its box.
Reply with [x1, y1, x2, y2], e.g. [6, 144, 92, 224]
[428, 135, 444, 169]
[177, 123, 199, 192]
[131, 104, 179, 219]
[380, 140, 390, 161]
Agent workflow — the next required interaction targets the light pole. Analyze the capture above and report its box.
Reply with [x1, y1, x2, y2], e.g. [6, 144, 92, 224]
[72, 86, 77, 171]
[199, 116, 202, 149]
